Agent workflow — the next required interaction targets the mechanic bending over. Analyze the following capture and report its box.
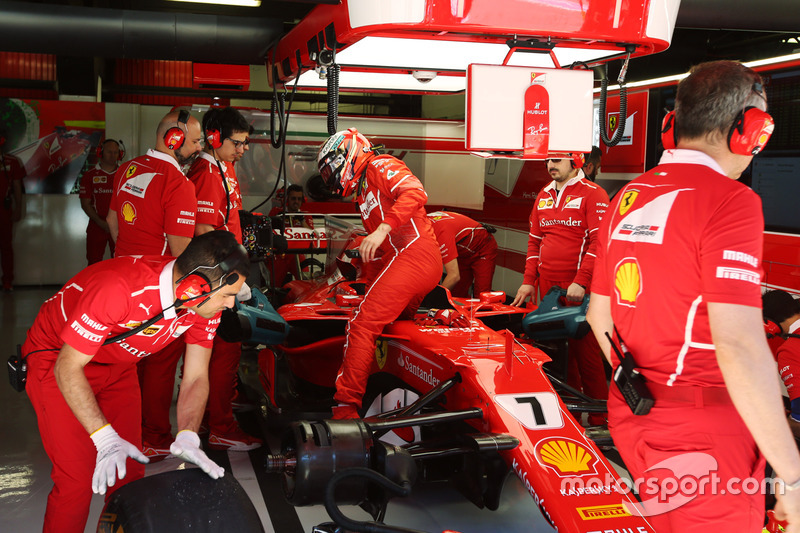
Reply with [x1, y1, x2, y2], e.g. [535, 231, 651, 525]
[763, 290, 800, 439]
[588, 60, 800, 531]
[22, 231, 248, 533]
[427, 210, 498, 298]
[512, 151, 610, 425]
[317, 128, 442, 420]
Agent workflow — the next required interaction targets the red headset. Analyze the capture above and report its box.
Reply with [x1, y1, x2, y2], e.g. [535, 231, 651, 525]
[96, 139, 125, 161]
[164, 109, 190, 151]
[175, 245, 248, 308]
[204, 110, 223, 150]
[661, 107, 774, 155]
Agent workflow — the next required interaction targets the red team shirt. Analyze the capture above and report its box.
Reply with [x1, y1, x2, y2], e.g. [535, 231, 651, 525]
[778, 320, 800, 416]
[1, 153, 25, 196]
[357, 155, 437, 258]
[592, 150, 764, 387]
[79, 164, 115, 221]
[428, 211, 493, 263]
[110, 149, 197, 256]
[23, 256, 218, 364]
[188, 152, 242, 244]
[524, 172, 609, 287]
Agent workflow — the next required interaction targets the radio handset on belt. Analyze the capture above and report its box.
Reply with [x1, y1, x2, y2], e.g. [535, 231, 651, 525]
[606, 329, 654, 416]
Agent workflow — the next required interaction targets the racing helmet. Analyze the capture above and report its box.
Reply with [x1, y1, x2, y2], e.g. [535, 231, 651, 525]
[317, 128, 373, 197]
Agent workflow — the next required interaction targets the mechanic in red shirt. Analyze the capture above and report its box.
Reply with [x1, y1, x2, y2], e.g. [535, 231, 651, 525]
[269, 184, 316, 285]
[106, 109, 203, 258]
[427, 210, 497, 297]
[763, 289, 800, 439]
[512, 152, 610, 423]
[79, 139, 121, 264]
[186, 106, 261, 450]
[105, 109, 203, 459]
[587, 61, 800, 531]
[318, 128, 442, 419]
[22, 231, 249, 533]
[0, 144, 24, 291]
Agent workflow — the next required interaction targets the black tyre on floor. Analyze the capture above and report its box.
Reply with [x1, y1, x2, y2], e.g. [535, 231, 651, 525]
[97, 469, 264, 533]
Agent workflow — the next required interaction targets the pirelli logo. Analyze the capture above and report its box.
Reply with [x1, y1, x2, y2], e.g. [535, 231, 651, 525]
[577, 504, 631, 520]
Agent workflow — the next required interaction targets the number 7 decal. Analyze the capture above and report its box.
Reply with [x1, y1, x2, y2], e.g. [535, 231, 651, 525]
[495, 393, 564, 430]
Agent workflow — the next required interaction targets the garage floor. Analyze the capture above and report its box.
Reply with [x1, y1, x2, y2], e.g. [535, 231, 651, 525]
[0, 288, 552, 533]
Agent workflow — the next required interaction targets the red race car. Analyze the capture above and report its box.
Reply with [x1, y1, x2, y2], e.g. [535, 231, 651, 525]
[251, 215, 657, 533]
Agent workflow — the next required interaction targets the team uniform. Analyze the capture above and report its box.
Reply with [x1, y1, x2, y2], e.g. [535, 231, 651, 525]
[428, 211, 497, 297]
[268, 206, 315, 286]
[778, 319, 800, 421]
[187, 152, 248, 442]
[23, 257, 218, 533]
[109, 149, 197, 257]
[592, 149, 766, 531]
[1, 152, 25, 289]
[335, 156, 442, 414]
[79, 164, 116, 264]
[524, 171, 609, 407]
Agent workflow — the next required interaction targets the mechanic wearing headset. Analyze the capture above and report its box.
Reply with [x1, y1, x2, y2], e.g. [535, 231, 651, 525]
[587, 61, 800, 531]
[186, 106, 261, 451]
[763, 290, 800, 439]
[23, 231, 248, 533]
[106, 109, 203, 459]
[512, 152, 610, 424]
[427, 210, 498, 298]
[79, 139, 122, 264]
[106, 108, 203, 258]
[318, 128, 442, 420]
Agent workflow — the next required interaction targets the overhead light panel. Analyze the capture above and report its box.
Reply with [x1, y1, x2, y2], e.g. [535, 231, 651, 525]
[167, 0, 261, 7]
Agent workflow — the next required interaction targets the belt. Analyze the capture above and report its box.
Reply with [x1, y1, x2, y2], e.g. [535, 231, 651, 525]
[648, 381, 732, 408]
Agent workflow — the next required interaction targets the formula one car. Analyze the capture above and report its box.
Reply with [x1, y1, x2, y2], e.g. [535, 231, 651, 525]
[241, 215, 658, 533]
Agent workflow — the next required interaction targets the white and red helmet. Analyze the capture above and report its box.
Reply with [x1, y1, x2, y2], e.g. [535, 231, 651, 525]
[317, 128, 373, 197]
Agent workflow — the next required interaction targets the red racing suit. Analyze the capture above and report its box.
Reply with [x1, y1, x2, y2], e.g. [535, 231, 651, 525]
[524, 171, 609, 408]
[23, 257, 218, 533]
[592, 149, 767, 531]
[1, 153, 25, 288]
[110, 149, 197, 257]
[778, 320, 800, 421]
[334, 155, 442, 415]
[428, 211, 497, 297]
[187, 152, 245, 437]
[79, 163, 116, 264]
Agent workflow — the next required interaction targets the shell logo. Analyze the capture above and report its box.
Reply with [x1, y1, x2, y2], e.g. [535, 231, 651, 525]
[619, 189, 639, 216]
[614, 258, 642, 306]
[535, 438, 598, 477]
[121, 201, 137, 224]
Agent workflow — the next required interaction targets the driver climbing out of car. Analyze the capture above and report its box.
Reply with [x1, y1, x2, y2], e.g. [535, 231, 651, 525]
[317, 128, 443, 419]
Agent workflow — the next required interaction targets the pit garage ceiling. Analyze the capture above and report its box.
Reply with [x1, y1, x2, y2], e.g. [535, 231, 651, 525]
[0, 0, 797, 85]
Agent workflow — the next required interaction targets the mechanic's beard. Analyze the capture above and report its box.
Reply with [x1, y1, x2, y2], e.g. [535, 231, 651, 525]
[176, 149, 199, 167]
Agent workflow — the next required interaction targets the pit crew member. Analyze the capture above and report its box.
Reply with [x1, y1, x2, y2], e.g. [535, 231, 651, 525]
[318, 128, 442, 420]
[106, 108, 203, 257]
[79, 139, 121, 264]
[763, 289, 800, 439]
[427, 210, 497, 297]
[187, 106, 261, 451]
[587, 60, 800, 531]
[23, 230, 248, 533]
[512, 152, 610, 421]
[0, 145, 24, 291]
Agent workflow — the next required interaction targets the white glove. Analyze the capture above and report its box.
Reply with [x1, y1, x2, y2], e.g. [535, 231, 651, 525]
[90, 424, 149, 495]
[170, 430, 225, 479]
[236, 281, 252, 303]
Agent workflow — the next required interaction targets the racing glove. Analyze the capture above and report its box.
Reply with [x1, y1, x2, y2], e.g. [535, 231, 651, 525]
[90, 424, 150, 495]
[170, 430, 225, 479]
[418, 308, 471, 328]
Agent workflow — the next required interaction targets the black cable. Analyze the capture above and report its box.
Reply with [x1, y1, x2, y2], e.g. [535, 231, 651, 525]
[327, 63, 340, 135]
[599, 61, 629, 148]
[214, 158, 231, 225]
